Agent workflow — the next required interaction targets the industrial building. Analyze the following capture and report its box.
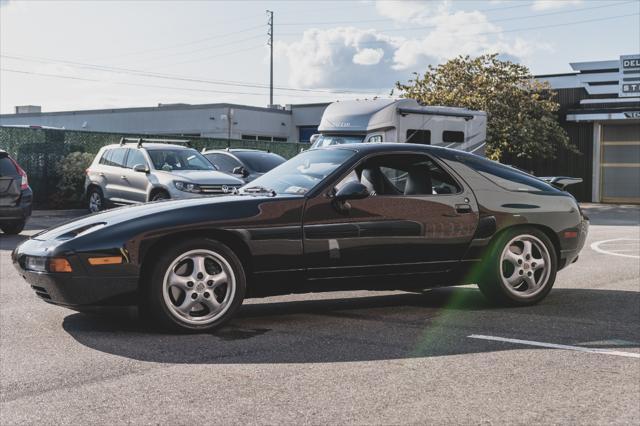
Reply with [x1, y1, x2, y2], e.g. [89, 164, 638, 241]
[536, 54, 639, 204]
[0, 102, 329, 143]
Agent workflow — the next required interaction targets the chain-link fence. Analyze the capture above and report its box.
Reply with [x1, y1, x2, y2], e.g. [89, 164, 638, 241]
[0, 127, 306, 208]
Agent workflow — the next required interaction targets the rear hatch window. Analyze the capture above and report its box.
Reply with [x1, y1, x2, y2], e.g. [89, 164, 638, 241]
[0, 155, 18, 193]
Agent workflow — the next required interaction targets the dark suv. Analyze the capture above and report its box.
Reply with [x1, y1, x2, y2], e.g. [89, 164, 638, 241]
[0, 150, 32, 234]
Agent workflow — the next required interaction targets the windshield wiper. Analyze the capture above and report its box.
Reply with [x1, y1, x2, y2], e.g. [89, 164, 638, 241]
[241, 186, 277, 196]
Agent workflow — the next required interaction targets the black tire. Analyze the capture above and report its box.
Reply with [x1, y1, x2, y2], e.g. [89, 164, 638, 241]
[87, 187, 105, 213]
[1, 220, 26, 235]
[151, 190, 170, 201]
[142, 238, 246, 332]
[477, 227, 557, 306]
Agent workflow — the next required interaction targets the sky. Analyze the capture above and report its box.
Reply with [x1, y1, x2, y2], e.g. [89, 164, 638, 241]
[0, 0, 639, 114]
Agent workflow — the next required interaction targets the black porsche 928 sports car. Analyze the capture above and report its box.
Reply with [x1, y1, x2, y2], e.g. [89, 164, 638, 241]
[13, 143, 588, 332]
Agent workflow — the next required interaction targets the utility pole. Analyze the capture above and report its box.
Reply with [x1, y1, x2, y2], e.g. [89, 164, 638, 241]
[267, 10, 274, 107]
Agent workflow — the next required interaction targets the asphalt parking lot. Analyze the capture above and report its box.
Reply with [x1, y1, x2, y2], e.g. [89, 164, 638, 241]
[1, 205, 639, 425]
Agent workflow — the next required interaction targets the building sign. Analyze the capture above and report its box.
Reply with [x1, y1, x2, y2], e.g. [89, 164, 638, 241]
[620, 54, 640, 97]
[623, 111, 640, 119]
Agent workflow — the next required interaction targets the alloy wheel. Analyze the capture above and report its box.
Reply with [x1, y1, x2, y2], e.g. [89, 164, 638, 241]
[89, 192, 102, 212]
[162, 249, 236, 325]
[500, 234, 551, 298]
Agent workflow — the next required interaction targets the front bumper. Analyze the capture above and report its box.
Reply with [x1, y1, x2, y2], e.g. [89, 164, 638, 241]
[12, 239, 138, 307]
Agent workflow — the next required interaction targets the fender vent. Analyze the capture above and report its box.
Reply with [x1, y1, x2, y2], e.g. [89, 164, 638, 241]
[30, 285, 51, 300]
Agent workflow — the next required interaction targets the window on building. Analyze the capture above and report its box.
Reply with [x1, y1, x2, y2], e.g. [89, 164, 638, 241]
[406, 129, 431, 145]
[299, 126, 319, 143]
[241, 135, 257, 140]
[443, 130, 464, 143]
[257, 136, 271, 141]
[273, 137, 288, 142]
[367, 135, 383, 142]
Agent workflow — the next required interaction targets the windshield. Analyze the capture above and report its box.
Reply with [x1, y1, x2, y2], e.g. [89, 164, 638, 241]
[235, 151, 285, 173]
[147, 149, 216, 171]
[310, 134, 365, 149]
[243, 148, 355, 195]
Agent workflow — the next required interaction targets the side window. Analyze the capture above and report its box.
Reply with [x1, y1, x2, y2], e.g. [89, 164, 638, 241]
[99, 149, 112, 165]
[205, 154, 241, 172]
[109, 148, 127, 167]
[125, 149, 146, 169]
[357, 154, 460, 196]
[443, 130, 464, 143]
[406, 129, 431, 145]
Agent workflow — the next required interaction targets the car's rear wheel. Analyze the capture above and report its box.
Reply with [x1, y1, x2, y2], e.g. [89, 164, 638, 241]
[143, 239, 246, 332]
[1, 220, 25, 235]
[477, 228, 557, 306]
[87, 187, 105, 213]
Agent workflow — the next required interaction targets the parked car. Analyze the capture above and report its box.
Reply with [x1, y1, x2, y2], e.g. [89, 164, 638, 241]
[202, 148, 285, 183]
[13, 143, 588, 332]
[0, 149, 32, 235]
[84, 138, 244, 212]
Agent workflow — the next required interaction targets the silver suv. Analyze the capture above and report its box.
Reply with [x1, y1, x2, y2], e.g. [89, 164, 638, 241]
[84, 139, 244, 212]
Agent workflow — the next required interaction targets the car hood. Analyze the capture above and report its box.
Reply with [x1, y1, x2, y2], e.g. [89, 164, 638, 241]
[31, 195, 281, 242]
[161, 170, 244, 185]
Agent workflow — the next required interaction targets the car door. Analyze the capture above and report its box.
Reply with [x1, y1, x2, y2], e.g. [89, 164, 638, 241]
[120, 148, 150, 203]
[101, 147, 129, 203]
[302, 152, 479, 281]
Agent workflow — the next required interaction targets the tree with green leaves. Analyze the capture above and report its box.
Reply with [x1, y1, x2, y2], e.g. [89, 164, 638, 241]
[394, 53, 575, 161]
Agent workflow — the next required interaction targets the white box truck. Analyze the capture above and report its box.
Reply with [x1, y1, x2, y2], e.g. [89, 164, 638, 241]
[312, 98, 487, 155]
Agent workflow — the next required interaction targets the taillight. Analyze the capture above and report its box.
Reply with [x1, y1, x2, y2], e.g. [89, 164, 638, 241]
[9, 157, 28, 190]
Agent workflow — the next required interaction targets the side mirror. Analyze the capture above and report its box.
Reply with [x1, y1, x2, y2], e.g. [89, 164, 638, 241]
[232, 166, 249, 177]
[334, 181, 370, 202]
[133, 164, 149, 173]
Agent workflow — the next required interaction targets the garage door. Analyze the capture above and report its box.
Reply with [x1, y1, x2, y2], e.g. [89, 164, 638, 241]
[601, 123, 640, 204]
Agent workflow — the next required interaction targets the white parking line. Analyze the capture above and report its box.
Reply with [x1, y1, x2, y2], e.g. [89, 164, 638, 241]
[590, 238, 640, 259]
[468, 334, 640, 359]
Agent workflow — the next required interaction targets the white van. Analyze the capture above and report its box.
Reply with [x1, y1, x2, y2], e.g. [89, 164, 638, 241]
[312, 99, 487, 155]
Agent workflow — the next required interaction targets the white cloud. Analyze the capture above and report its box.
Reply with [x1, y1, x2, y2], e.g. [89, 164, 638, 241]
[276, 27, 406, 89]
[277, 1, 544, 90]
[353, 48, 385, 65]
[531, 0, 582, 11]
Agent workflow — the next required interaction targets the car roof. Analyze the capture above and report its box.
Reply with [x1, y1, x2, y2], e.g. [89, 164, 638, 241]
[315, 142, 445, 155]
[102, 143, 195, 151]
[203, 148, 271, 154]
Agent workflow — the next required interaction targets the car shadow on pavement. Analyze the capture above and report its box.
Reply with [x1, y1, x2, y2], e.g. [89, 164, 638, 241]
[62, 287, 640, 364]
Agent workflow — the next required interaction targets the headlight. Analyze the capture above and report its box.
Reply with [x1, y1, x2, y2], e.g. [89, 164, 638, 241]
[25, 256, 73, 273]
[174, 181, 202, 193]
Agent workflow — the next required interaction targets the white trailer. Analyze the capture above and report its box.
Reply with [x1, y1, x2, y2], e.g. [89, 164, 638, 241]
[313, 98, 487, 155]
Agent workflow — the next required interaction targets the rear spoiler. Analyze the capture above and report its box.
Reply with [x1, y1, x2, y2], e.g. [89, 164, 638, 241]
[539, 176, 583, 190]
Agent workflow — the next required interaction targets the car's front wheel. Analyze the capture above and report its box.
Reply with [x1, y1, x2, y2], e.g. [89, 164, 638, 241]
[477, 228, 557, 306]
[143, 239, 246, 332]
[1, 220, 25, 235]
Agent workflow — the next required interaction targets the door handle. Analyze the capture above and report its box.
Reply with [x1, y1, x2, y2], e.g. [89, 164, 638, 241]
[98, 172, 105, 177]
[120, 175, 128, 179]
[455, 203, 472, 214]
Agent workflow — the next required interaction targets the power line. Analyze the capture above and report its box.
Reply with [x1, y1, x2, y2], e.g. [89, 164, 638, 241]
[101, 22, 266, 61]
[278, 0, 541, 26]
[0, 54, 384, 95]
[278, 12, 640, 43]
[1, 68, 384, 99]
